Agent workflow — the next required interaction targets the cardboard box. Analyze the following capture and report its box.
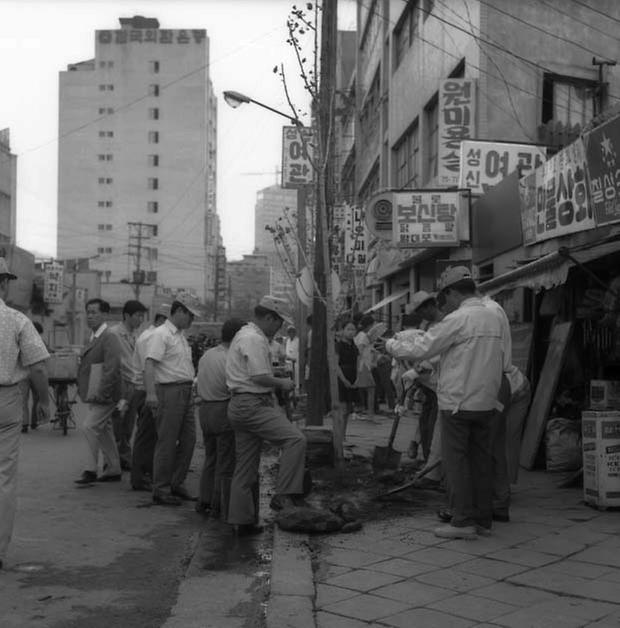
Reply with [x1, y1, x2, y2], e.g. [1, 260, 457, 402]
[590, 380, 620, 410]
[582, 411, 620, 508]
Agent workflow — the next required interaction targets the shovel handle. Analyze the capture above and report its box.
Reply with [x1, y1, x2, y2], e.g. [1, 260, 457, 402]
[387, 413, 400, 448]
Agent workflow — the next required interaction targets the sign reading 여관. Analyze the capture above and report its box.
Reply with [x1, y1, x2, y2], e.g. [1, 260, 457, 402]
[584, 114, 620, 226]
[44, 262, 64, 304]
[394, 190, 466, 248]
[97, 29, 206, 45]
[281, 126, 314, 188]
[520, 137, 594, 245]
[459, 140, 547, 194]
[438, 79, 476, 187]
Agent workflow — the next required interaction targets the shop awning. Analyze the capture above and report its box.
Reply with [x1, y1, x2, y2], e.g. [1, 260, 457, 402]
[479, 240, 620, 295]
[364, 288, 409, 313]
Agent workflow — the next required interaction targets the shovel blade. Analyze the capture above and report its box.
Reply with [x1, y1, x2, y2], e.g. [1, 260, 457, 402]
[372, 446, 402, 470]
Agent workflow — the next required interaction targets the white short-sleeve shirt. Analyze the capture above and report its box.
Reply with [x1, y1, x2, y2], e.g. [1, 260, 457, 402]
[226, 322, 273, 394]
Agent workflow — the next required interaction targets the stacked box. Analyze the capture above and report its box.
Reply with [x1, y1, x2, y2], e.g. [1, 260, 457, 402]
[582, 411, 620, 508]
[590, 380, 620, 410]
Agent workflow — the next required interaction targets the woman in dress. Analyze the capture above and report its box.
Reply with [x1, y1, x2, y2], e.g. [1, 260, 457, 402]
[354, 314, 377, 415]
[335, 320, 359, 433]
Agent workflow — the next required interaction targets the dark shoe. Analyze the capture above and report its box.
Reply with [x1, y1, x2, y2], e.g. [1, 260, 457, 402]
[75, 470, 98, 485]
[437, 508, 452, 523]
[21, 425, 28, 434]
[234, 524, 264, 537]
[493, 512, 510, 522]
[97, 474, 122, 482]
[171, 486, 198, 501]
[132, 482, 152, 492]
[153, 493, 182, 506]
[195, 501, 211, 514]
[269, 494, 307, 511]
[120, 461, 132, 471]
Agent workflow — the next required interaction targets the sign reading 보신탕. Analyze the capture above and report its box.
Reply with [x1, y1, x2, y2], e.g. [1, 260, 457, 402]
[520, 137, 595, 245]
[281, 126, 314, 188]
[438, 79, 476, 187]
[97, 29, 207, 45]
[459, 140, 547, 194]
[584, 114, 620, 226]
[394, 190, 463, 248]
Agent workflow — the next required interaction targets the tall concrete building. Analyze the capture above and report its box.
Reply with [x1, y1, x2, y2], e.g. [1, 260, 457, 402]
[0, 129, 17, 244]
[226, 253, 270, 320]
[57, 16, 222, 300]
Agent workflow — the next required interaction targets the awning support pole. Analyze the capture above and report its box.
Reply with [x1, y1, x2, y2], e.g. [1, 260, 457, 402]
[558, 246, 619, 297]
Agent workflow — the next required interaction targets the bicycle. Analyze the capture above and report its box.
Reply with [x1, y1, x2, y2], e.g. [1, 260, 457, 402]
[49, 378, 77, 436]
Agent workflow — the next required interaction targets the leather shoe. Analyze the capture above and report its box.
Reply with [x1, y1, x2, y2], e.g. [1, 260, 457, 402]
[153, 493, 182, 506]
[437, 508, 452, 523]
[493, 512, 510, 522]
[132, 482, 152, 492]
[75, 470, 97, 485]
[270, 494, 307, 511]
[171, 486, 197, 501]
[195, 501, 211, 514]
[234, 524, 264, 537]
[97, 474, 122, 482]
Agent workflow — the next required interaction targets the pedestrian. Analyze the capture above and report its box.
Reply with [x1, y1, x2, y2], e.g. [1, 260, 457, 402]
[195, 318, 244, 518]
[335, 320, 359, 433]
[21, 321, 47, 433]
[109, 299, 148, 471]
[144, 299, 198, 506]
[130, 307, 168, 491]
[226, 296, 307, 536]
[386, 266, 504, 539]
[0, 258, 50, 569]
[75, 298, 124, 485]
[354, 314, 377, 415]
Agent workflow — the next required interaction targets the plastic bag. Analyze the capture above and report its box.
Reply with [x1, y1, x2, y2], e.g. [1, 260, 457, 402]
[545, 417, 582, 472]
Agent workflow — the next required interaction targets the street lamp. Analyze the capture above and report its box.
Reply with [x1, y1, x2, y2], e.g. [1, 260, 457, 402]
[222, 90, 303, 127]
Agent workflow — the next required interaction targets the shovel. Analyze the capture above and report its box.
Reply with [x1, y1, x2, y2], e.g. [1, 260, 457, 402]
[374, 460, 442, 500]
[372, 412, 402, 470]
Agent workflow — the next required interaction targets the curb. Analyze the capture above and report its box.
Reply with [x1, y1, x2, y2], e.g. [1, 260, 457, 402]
[266, 527, 315, 628]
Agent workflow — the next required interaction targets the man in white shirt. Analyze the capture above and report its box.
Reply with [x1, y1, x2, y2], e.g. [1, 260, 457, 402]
[144, 300, 198, 506]
[386, 266, 504, 539]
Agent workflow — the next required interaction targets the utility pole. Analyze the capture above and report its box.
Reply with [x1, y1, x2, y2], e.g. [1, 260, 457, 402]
[592, 57, 617, 116]
[128, 222, 156, 300]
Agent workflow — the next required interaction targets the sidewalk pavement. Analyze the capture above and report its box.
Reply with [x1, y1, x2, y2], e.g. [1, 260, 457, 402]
[266, 412, 620, 628]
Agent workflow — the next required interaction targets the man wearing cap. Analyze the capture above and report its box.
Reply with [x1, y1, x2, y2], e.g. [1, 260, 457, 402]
[75, 298, 123, 485]
[109, 300, 148, 471]
[386, 266, 504, 540]
[144, 299, 198, 505]
[226, 296, 307, 536]
[130, 307, 168, 491]
[0, 258, 50, 569]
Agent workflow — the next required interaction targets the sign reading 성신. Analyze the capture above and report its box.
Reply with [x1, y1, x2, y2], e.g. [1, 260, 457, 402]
[281, 126, 314, 188]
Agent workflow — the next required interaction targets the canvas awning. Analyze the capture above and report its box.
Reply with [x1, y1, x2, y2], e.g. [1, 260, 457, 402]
[364, 288, 409, 313]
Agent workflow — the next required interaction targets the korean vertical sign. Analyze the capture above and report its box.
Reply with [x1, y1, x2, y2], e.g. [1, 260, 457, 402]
[44, 262, 64, 304]
[438, 79, 476, 187]
[281, 126, 314, 188]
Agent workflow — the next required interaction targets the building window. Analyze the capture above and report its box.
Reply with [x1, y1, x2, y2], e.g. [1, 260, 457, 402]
[97, 153, 113, 161]
[147, 177, 159, 190]
[106, 224, 112, 231]
[394, 1, 419, 69]
[151, 225, 158, 237]
[104, 270, 111, 282]
[99, 84, 114, 91]
[99, 61, 114, 69]
[97, 224, 105, 231]
[98, 131, 114, 138]
[149, 61, 160, 74]
[99, 107, 114, 115]
[148, 108, 159, 120]
[98, 177, 113, 184]
[148, 131, 159, 144]
[393, 121, 420, 188]
[148, 84, 160, 97]
[146, 271, 157, 283]
[542, 74, 596, 126]
[425, 94, 439, 183]
[146, 247, 158, 262]
[97, 246, 112, 254]
[147, 154, 159, 167]
[360, 68, 381, 147]
[147, 201, 159, 213]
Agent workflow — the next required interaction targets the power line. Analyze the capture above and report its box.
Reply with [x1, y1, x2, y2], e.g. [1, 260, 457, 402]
[536, 0, 620, 42]
[568, 0, 620, 27]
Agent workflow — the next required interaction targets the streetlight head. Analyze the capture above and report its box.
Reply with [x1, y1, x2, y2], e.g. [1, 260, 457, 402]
[223, 90, 251, 109]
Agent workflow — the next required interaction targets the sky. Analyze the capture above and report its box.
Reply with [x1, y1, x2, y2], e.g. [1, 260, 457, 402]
[0, 0, 356, 261]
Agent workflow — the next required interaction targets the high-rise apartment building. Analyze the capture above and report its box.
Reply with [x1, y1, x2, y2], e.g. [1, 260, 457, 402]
[57, 16, 221, 300]
[0, 128, 17, 244]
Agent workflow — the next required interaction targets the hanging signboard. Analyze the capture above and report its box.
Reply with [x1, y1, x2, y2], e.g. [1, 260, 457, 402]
[344, 205, 368, 274]
[459, 140, 547, 194]
[281, 126, 314, 188]
[44, 262, 64, 304]
[394, 190, 467, 248]
[584, 114, 620, 226]
[364, 191, 393, 239]
[520, 137, 595, 245]
[438, 78, 477, 187]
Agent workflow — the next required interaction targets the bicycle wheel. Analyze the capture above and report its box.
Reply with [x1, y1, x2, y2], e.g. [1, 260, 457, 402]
[57, 386, 69, 436]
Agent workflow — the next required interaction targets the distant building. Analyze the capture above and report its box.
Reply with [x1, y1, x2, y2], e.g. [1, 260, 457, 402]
[57, 16, 222, 300]
[0, 129, 17, 244]
[226, 254, 270, 320]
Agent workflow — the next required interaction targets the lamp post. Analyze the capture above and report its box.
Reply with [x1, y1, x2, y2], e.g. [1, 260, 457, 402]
[223, 90, 303, 127]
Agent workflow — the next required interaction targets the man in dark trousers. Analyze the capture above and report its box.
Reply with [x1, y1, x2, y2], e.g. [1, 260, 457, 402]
[75, 298, 123, 485]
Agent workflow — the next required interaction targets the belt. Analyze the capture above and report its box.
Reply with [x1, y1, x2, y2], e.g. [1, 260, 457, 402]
[231, 391, 271, 396]
[157, 381, 193, 387]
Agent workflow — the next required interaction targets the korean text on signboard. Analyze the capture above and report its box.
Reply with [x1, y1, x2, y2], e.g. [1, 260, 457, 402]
[44, 263, 64, 304]
[520, 137, 594, 245]
[97, 29, 206, 45]
[438, 79, 476, 187]
[459, 140, 546, 194]
[584, 114, 620, 226]
[344, 205, 368, 276]
[394, 191, 463, 248]
[281, 126, 314, 188]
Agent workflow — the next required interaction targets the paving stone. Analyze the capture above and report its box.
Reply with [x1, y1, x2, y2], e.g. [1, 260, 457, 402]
[405, 546, 473, 567]
[514, 534, 586, 556]
[316, 564, 351, 582]
[471, 582, 558, 607]
[573, 545, 620, 569]
[316, 610, 370, 628]
[380, 607, 475, 628]
[545, 559, 618, 580]
[321, 593, 410, 622]
[371, 557, 439, 578]
[600, 568, 620, 583]
[428, 592, 519, 622]
[415, 568, 494, 593]
[324, 568, 403, 592]
[552, 525, 612, 546]
[315, 584, 360, 609]
[372, 580, 455, 605]
[455, 557, 529, 580]
[323, 548, 388, 569]
[485, 547, 558, 567]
